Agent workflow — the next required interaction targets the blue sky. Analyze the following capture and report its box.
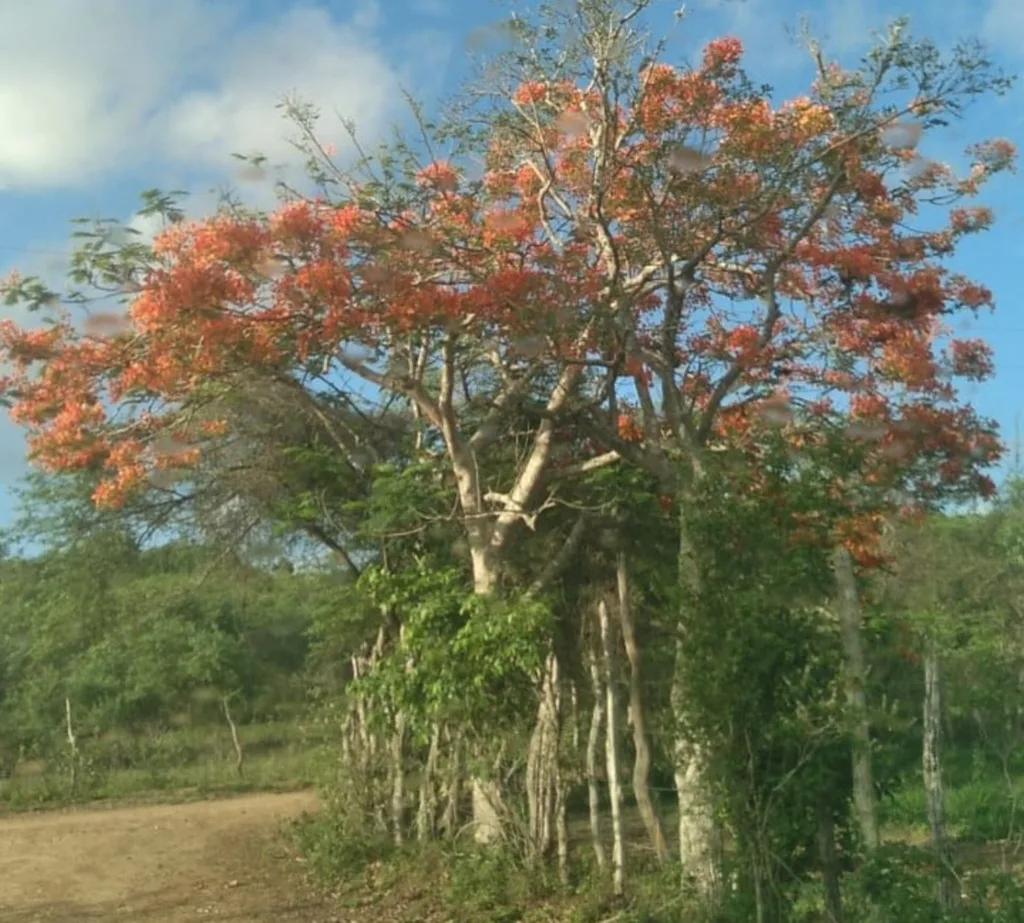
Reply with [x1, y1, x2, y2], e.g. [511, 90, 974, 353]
[1, 0, 1022, 528]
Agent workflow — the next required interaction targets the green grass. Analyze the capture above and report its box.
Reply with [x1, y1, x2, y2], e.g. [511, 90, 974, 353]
[880, 773, 1024, 844]
[0, 720, 327, 812]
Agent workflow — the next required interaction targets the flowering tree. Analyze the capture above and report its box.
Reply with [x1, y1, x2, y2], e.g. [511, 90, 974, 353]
[0, 0, 1014, 890]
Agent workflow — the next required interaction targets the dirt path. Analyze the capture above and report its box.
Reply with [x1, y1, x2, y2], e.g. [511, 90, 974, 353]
[0, 790, 334, 922]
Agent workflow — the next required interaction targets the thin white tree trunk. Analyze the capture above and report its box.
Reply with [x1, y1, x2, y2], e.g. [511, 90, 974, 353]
[598, 596, 626, 896]
[616, 550, 669, 863]
[555, 764, 569, 884]
[221, 695, 245, 777]
[390, 708, 407, 846]
[923, 641, 954, 911]
[440, 727, 463, 839]
[817, 799, 845, 923]
[65, 697, 78, 797]
[832, 545, 879, 851]
[586, 644, 607, 871]
[417, 722, 442, 842]
[526, 651, 562, 864]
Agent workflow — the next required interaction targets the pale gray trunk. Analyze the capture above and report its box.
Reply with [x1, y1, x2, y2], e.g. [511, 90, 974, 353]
[557, 681, 577, 884]
[64, 697, 78, 797]
[471, 777, 504, 844]
[832, 546, 879, 851]
[417, 722, 442, 842]
[351, 653, 370, 760]
[467, 542, 507, 844]
[526, 652, 562, 864]
[672, 724, 719, 897]
[598, 596, 626, 896]
[923, 642, 955, 911]
[555, 765, 569, 885]
[440, 727, 463, 839]
[390, 708, 407, 846]
[470, 743, 508, 846]
[616, 550, 669, 863]
[817, 799, 845, 923]
[221, 695, 244, 778]
[586, 644, 607, 871]
[340, 709, 353, 767]
[367, 626, 389, 834]
[673, 514, 722, 900]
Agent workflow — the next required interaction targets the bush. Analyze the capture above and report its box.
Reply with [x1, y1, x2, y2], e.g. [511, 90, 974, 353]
[881, 776, 1022, 843]
[842, 843, 1024, 923]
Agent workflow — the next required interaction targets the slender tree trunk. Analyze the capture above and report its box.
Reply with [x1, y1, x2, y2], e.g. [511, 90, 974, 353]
[555, 765, 569, 885]
[341, 710, 353, 767]
[221, 695, 245, 778]
[65, 697, 78, 797]
[389, 707, 407, 847]
[556, 680, 577, 885]
[922, 641, 955, 912]
[586, 645, 607, 871]
[817, 799, 845, 923]
[752, 854, 766, 923]
[417, 722, 442, 842]
[832, 545, 879, 852]
[616, 550, 669, 863]
[598, 596, 626, 896]
[440, 727, 463, 839]
[368, 626, 389, 834]
[526, 651, 562, 865]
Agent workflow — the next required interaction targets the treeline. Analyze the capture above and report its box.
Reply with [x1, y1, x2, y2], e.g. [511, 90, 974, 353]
[0, 491, 342, 790]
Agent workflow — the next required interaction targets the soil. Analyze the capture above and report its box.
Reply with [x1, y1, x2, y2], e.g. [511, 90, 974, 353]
[0, 789, 338, 922]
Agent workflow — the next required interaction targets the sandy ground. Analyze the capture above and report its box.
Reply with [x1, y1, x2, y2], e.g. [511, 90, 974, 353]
[0, 789, 335, 922]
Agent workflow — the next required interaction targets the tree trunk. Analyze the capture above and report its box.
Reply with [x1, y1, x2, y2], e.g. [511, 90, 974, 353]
[526, 651, 562, 865]
[465, 543, 508, 844]
[672, 727, 720, 897]
[817, 799, 845, 923]
[832, 545, 879, 852]
[470, 742, 507, 846]
[923, 641, 955, 912]
[586, 644, 607, 871]
[598, 596, 626, 896]
[417, 722, 442, 842]
[672, 514, 722, 901]
[440, 727, 463, 839]
[555, 770, 569, 884]
[64, 697, 78, 797]
[390, 708, 407, 846]
[616, 550, 669, 863]
[221, 695, 245, 778]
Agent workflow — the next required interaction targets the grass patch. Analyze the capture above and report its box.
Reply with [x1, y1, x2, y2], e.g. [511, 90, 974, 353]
[881, 774, 1024, 844]
[0, 720, 326, 813]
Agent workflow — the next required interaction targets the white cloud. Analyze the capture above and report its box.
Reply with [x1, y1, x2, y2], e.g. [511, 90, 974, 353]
[0, 0, 448, 191]
[982, 0, 1024, 57]
[161, 5, 403, 172]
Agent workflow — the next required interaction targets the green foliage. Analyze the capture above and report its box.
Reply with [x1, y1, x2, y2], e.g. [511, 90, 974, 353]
[841, 844, 1024, 922]
[882, 773, 1024, 843]
[351, 560, 551, 735]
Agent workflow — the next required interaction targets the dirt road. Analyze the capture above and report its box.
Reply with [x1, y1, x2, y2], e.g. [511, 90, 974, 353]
[0, 790, 332, 922]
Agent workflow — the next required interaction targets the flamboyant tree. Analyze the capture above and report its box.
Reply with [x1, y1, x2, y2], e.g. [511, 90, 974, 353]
[0, 0, 1014, 881]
